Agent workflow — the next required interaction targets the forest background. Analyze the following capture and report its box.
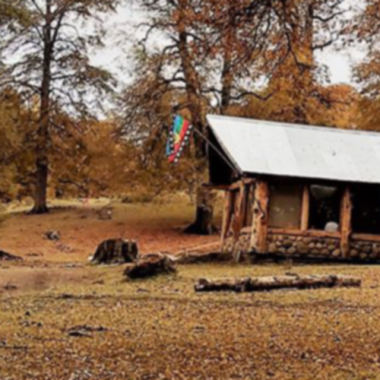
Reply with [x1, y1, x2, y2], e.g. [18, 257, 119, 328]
[0, 0, 379, 234]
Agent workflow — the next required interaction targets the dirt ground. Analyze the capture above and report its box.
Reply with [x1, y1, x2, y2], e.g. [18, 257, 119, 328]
[1, 200, 380, 379]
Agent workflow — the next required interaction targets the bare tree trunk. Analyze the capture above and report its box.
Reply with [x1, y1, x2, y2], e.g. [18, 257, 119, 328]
[32, 0, 52, 214]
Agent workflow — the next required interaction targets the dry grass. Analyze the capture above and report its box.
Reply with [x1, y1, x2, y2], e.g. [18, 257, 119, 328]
[1, 200, 380, 379]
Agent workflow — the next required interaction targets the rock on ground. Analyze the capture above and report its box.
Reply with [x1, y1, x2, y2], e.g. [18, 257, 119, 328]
[45, 230, 60, 241]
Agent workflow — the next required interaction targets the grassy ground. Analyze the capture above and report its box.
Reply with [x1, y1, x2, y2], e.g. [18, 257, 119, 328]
[1, 200, 380, 379]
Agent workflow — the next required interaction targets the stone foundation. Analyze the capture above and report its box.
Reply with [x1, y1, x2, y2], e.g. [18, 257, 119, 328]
[223, 232, 251, 254]
[349, 240, 380, 261]
[223, 232, 380, 262]
[267, 233, 341, 259]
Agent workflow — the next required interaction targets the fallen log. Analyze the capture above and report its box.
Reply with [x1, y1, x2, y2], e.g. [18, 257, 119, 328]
[124, 253, 176, 279]
[0, 250, 22, 262]
[195, 274, 361, 293]
[174, 251, 233, 265]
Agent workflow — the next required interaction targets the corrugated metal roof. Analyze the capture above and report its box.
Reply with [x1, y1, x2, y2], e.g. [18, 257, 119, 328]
[207, 115, 380, 185]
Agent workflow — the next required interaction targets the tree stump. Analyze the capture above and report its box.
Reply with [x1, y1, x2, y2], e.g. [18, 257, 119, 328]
[124, 253, 176, 279]
[90, 239, 139, 265]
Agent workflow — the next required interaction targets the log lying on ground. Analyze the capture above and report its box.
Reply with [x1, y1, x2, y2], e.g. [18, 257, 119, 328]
[125, 253, 176, 279]
[195, 274, 361, 293]
[90, 239, 138, 265]
[0, 250, 22, 262]
[174, 251, 233, 264]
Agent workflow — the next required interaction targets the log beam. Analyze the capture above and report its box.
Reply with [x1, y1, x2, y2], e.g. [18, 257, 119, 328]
[250, 180, 269, 253]
[301, 185, 310, 231]
[340, 187, 352, 259]
[203, 179, 255, 192]
[220, 191, 235, 250]
[352, 233, 380, 243]
[232, 183, 248, 261]
[268, 228, 341, 239]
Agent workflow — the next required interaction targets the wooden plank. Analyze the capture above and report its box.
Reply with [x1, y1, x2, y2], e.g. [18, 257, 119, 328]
[268, 228, 341, 239]
[220, 191, 235, 250]
[203, 179, 255, 192]
[301, 185, 310, 231]
[352, 233, 380, 243]
[250, 180, 269, 253]
[340, 187, 352, 258]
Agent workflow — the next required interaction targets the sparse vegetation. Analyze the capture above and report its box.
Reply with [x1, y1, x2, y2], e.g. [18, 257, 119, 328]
[1, 201, 380, 379]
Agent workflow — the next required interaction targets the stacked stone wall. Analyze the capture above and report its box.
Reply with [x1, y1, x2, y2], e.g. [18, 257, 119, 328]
[267, 234, 340, 258]
[223, 232, 380, 262]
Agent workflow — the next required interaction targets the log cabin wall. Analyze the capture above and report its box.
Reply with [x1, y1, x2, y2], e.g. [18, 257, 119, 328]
[221, 177, 380, 262]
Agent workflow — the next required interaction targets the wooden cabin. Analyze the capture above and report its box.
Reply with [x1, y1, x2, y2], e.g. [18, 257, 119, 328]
[207, 115, 380, 261]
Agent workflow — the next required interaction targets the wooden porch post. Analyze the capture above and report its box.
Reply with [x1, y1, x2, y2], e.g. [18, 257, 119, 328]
[301, 185, 310, 231]
[232, 183, 247, 240]
[220, 190, 234, 250]
[250, 180, 269, 254]
[340, 187, 352, 259]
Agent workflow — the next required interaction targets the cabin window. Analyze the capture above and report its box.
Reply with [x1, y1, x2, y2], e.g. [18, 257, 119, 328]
[351, 185, 380, 235]
[269, 182, 303, 229]
[309, 184, 341, 231]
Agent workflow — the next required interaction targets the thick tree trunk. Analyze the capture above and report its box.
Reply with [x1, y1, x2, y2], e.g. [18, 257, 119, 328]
[33, 157, 49, 214]
[185, 185, 216, 235]
[177, 1, 215, 235]
[31, 1, 52, 214]
[195, 275, 362, 293]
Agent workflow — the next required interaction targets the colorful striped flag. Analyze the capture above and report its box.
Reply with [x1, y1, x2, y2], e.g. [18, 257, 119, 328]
[166, 115, 193, 163]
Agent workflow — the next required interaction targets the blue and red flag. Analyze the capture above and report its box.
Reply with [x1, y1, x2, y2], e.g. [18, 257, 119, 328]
[166, 115, 193, 163]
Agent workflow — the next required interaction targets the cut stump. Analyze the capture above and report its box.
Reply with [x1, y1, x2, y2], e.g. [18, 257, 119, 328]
[125, 253, 176, 279]
[195, 274, 361, 293]
[91, 239, 139, 265]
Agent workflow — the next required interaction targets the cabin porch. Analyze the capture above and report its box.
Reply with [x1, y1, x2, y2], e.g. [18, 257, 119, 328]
[218, 177, 380, 262]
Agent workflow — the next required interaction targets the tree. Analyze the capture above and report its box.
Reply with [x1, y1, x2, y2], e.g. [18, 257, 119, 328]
[122, 0, 347, 233]
[351, 0, 380, 130]
[0, 90, 26, 201]
[124, 0, 293, 234]
[0, 0, 119, 213]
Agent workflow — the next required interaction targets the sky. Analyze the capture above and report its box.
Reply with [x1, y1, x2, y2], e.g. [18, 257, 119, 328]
[91, 4, 366, 88]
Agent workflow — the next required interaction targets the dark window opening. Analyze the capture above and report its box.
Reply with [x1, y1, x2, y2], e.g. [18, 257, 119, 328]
[269, 181, 303, 229]
[352, 185, 380, 235]
[309, 184, 341, 231]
